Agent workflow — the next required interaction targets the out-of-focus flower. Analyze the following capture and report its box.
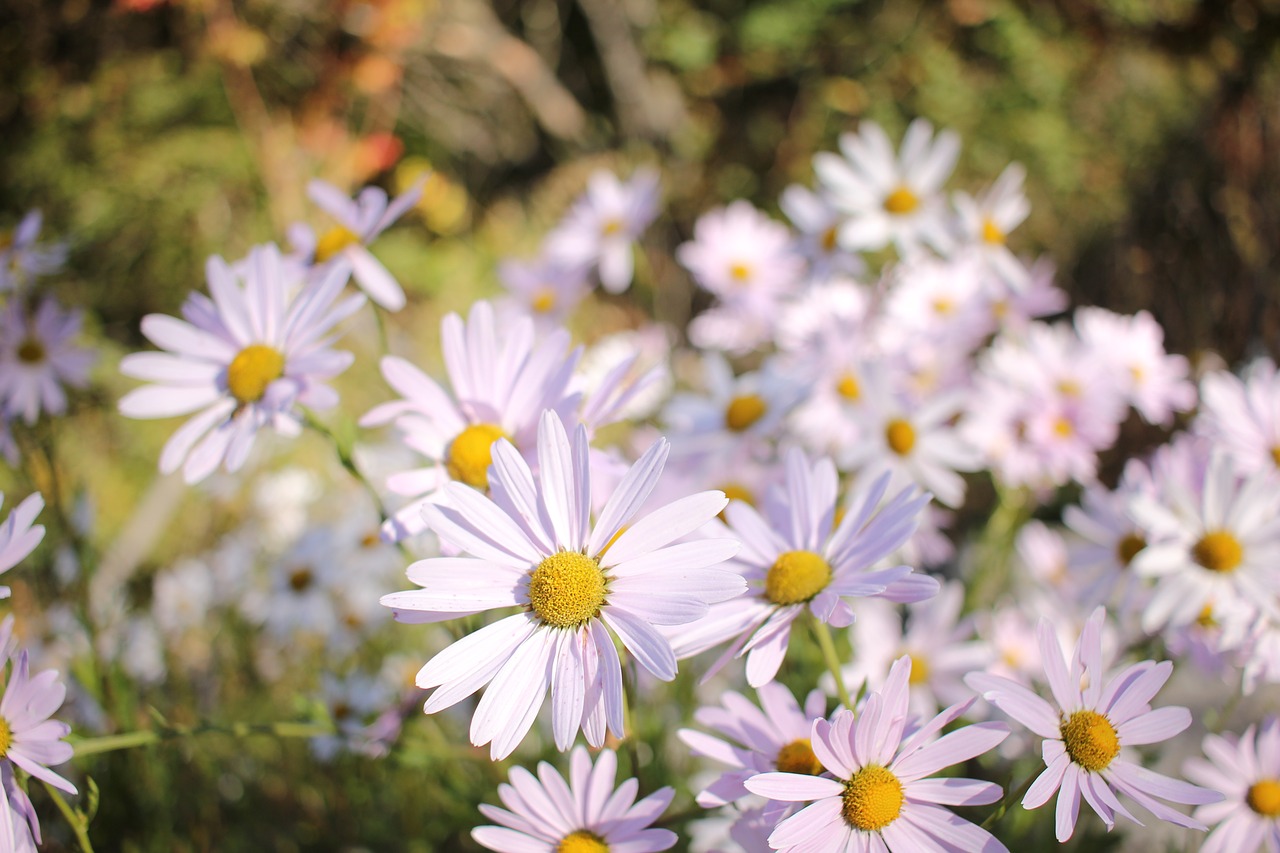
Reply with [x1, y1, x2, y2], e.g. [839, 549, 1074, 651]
[1184, 717, 1280, 852]
[778, 184, 865, 281]
[119, 245, 363, 484]
[495, 253, 592, 329]
[545, 168, 660, 294]
[0, 298, 94, 425]
[0, 493, 43, 600]
[473, 746, 676, 852]
[746, 656, 1009, 852]
[967, 607, 1221, 842]
[953, 163, 1031, 289]
[1197, 357, 1280, 479]
[383, 411, 742, 759]
[1075, 307, 1194, 427]
[0, 211, 67, 292]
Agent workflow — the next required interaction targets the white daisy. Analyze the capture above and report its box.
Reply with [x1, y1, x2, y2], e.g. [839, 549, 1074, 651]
[1197, 357, 1280, 479]
[953, 163, 1031, 289]
[544, 167, 661, 294]
[1184, 717, 1280, 853]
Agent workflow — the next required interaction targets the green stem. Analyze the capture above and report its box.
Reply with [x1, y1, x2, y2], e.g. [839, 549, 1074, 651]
[980, 771, 1035, 829]
[810, 615, 851, 710]
[42, 781, 94, 853]
[965, 484, 1032, 611]
[71, 720, 333, 758]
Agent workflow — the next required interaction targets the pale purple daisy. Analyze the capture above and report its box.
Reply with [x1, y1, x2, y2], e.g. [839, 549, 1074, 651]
[778, 184, 865, 281]
[382, 410, 744, 759]
[296, 178, 424, 310]
[966, 606, 1222, 842]
[0, 493, 44, 600]
[119, 244, 364, 483]
[668, 448, 936, 687]
[952, 163, 1031, 289]
[473, 746, 676, 852]
[678, 681, 828, 808]
[0, 650, 77, 815]
[813, 118, 959, 258]
[745, 655, 1010, 852]
[0, 211, 67, 292]
[1197, 357, 1280, 479]
[1184, 717, 1280, 852]
[496, 253, 592, 329]
[545, 167, 660, 293]
[1075, 307, 1194, 427]
[0, 762, 39, 852]
[0, 297, 94, 425]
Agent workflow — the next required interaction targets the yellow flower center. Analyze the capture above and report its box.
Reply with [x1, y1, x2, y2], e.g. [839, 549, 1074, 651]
[314, 225, 361, 262]
[1193, 530, 1244, 574]
[528, 551, 607, 629]
[1053, 417, 1074, 438]
[601, 219, 624, 237]
[907, 653, 930, 686]
[842, 765, 904, 831]
[445, 423, 507, 490]
[883, 186, 920, 216]
[288, 567, 314, 593]
[1271, 447, 1280, 468]
[725, 394, 767, 432]
[775, 738, 824, 776]
[531, 287, 557, 314]
[226, 344, 285, 404]
[557, 830, 609, 853]
[719, 483, 755, 507]
[885, 418, 916, 456]
[765, 550, 832, 606]
[1060, 710, 1120, 772]
[0, 716, 10, 757]
[728, 262, 752, 283]
[1196, 603, 1218, 628]
[836, 373, 861, 401]
[16, 338, 44, 364]
[1116, 533, 1146, 567]
[821, 226, 839, 252]
[931, 298, 955, 316]
[981, 217, 1005, 245]
[1248, 779, 1280, 817]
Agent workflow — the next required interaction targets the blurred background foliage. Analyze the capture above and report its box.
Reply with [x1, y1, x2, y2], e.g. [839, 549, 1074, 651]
[3, 0, 1280, 849]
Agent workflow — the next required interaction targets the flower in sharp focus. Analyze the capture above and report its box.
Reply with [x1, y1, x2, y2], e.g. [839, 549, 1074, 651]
[0, 650, 77, 841]
[745, 655, 1010, 852]
[668, 448, 936, 688]
[0, 297, 94, 425]
[966, 606, 1222, 842]
[473, 746, 676, 852]
[813, 118, 959, 258]
[381, 410, 743, 759]
[678, 681, 828, 809]
[297, 178, 424, 310]
[0, 493, 44, 600]
[1184, 716, 1280, 852]
[544, 167, 660, 294]
[118, 244, 364, 484]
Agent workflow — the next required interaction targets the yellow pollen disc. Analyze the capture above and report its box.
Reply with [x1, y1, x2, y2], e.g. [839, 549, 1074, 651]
[728, 262, 753, 283]
[226, 344, 285, 404]
[528, 551, 607, 629]
[907, 653, 930, 686]
[314, 225, 360, 262]
[1196, 603, 1218, 628]
[288, 568, 314, 593]
[981, 218, 1005, 245]
[531, 287, 557, 313]
[883, 186, 919, 216]
[1056, 379, 1082, 398]
[1052, 417, 1074, 438]
[557, 830, 610, 853]
[446, 423, 507, 490]
[1271, 447, 1280, 468]
[1129, 365, 1145, 384]
[821, 226, 839, 252]
[1060, 710, 1120, 772]
[601, 219, 624, 237]
[885, 418, 916, 456]
[1248, 779, 1280, 817]
[931, 298, 955, 316]
[765, 550, 832, 606]
[992, 299, 1010, 319]
[16, 338, 44, 364]
[775, 738, 824, 776]
[725, 394, 767, 432]
[842, 765, 904, 831]
[1193, 530, 1244, 574]
[0, 716, 10, 757]
[1116, 533, 1146, 567]
[720, 483, 755, 507]
[360, 531, 381, 548]
[836, 373, 861, 401]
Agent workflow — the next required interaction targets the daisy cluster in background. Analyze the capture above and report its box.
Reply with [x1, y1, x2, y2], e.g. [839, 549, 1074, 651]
[6, 114, 1280, 852]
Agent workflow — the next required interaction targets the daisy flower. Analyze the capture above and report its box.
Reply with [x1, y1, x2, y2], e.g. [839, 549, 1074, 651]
[1184, 717, 1280, 852]
[678, 681, 828, 808]
[496, 253, 592, 330]
[0, 762, 40, 852]
[545, 167, 660, 293]
[1197, 357, 1280, 478]
[297, 178, 424, 310]
[745, 655, 1010, 852]
[473, 746, 676, 852]
[0, 211, 67, 292]
[778, 184, 865, 281]
[813, 118, 959, 257]
[668, 448, 936, 687]
[0, 297, 94, 425]
[119, 244, 364, 483]
[952, 163, 1031, 289]
[1075, 307, 1194, 427]
[966, 606, 1222, 842]
[0, 493, 44, 600]
[0, 650, 78, 828]
[382, 411, 743, 759]
[360, 300, 580, 540]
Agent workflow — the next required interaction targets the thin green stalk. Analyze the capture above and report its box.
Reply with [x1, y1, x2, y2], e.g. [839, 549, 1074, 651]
[810, 615, 851, 710]
[42, 781, 94, 853]
[980, 771, 1034, 829]
[71, 720, 333, 758]
[965, 485, 1032, 611]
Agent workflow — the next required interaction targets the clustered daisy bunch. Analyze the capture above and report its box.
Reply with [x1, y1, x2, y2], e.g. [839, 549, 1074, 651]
[8, 114, 1280, 851]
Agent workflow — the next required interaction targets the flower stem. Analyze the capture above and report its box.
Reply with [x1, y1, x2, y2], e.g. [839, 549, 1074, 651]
[809, 615, 851, 710]
[965, 484, 1032, 611]
[71, 720, 333, 758]
[42, 780, 94, 853]
[980, 771, 1035, 829]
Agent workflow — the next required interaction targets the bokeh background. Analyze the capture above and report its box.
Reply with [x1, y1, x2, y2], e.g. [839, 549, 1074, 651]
[3, 0, 1280, 849]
